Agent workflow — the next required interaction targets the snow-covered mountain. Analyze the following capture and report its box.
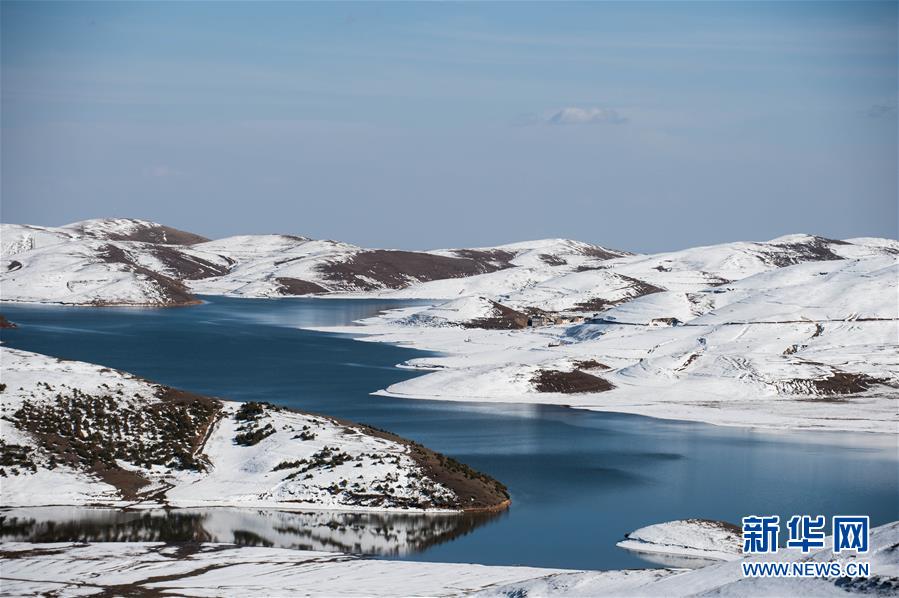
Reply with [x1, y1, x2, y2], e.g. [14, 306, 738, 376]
[0, 347, 509, 512]
[2, 218, 896, 431]
[0, 219, 625, 305]
[319, 239, 899, 432]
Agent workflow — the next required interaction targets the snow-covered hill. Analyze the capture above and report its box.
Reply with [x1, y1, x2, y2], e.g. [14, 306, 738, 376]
[2, 218, 897, 430]
[1, 219, 624, 305]
[320, 245, 898, 432]
[0, 347, 509, 512]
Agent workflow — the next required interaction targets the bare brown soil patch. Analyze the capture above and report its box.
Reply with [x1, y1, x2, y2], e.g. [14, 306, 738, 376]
[81, 223, 209, 245]
[572, 359, 610, 370]
[98, 244, 198, 306]
[319, 250, 512, 291]
[532, 369, 615, 393]
[572, 275, 664, 312]
[275, 277, 330, 295]
[451, 248, 516, 268]
[580, 245, 627, 260]
[463, 300, 529, 330]
[149, 246, 232, 280]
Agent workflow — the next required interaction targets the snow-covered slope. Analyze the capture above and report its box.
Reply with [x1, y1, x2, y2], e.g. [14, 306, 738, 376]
[2, 219, 626, 305]
[1, 219, 227, 306]
[3, 520, 897, 597]
[320, 248, 898, 433]
[0, 347, 509, 512]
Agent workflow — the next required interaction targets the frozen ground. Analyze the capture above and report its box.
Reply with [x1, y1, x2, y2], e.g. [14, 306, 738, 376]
[1, 521, 896, 597]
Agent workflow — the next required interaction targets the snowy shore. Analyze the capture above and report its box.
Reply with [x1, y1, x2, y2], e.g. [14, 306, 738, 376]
[312, 252, 898, 434]
[2, 521, 896, 597]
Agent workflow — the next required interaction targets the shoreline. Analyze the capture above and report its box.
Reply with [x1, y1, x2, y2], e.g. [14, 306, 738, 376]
[0, 346, 511, 515]
[307, 321, 899, 437]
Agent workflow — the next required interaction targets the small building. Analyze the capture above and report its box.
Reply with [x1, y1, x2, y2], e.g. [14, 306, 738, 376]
[528, 315, 550, 327]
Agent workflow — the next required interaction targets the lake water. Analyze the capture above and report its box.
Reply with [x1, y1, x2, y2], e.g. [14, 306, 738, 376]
[1, 297, 897, 570]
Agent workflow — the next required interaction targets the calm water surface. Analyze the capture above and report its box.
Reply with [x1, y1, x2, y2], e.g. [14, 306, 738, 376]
[1, 297, 897, 570]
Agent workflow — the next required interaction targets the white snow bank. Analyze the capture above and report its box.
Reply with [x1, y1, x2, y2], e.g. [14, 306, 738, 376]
[617, 519, 742, 563]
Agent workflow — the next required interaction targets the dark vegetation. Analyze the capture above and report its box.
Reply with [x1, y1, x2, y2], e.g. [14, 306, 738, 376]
[532, 369, 615, 393]
[0, 440, 38, 476]
[279, 447, 354, 479]
[233, 401, 279, 446]
[9, 386, 221, 498]
[347, 422, 511, 512]
[764, 237, 845, 267]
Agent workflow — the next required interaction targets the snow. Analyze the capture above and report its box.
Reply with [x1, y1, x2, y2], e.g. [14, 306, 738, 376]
[187, 235, 358, 297]
[315, 253, 898, 434]
[0, 239, 179, 306]
[2, 521, 896, 596]
[0, 348, 461, 512]
[3, 221, 897, 433]
[616, 519, 743, 565]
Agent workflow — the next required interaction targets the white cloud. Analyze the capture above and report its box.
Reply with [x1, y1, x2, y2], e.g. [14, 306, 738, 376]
[546, 107, 627, 125]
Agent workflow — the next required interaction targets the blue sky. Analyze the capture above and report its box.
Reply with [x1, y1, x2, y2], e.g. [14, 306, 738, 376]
[2, 1, 896, 251]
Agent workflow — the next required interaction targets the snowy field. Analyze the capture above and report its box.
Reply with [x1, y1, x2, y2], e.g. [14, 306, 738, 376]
[1, 521, 896, 597]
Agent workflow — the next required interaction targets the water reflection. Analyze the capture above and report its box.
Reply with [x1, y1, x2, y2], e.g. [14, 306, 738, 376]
[0, 507, 503, 556]
[616, 547, 722, 569]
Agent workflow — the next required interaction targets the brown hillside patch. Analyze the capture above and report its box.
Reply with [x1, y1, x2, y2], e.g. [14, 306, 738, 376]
[464, 300, 529, 330]
[149, 246, 231, 280]
[572, 359, 610, 371]
[581, 245, 627, 260]
[348, 422, 510, 513]
[810, 372, 889, 395]
[98, 244, 198, 306]
[275, 277, 330, 295]
[11, 385, 222, 500]
[533, 369, 615, 393]
[319, 250, 512, 291]
[451, 249, 516, 268]
[85, 223, 209, 245]
[572, 275, 664, 312]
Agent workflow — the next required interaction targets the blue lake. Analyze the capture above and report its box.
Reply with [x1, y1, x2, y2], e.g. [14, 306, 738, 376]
[1, 297, 897, 570]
